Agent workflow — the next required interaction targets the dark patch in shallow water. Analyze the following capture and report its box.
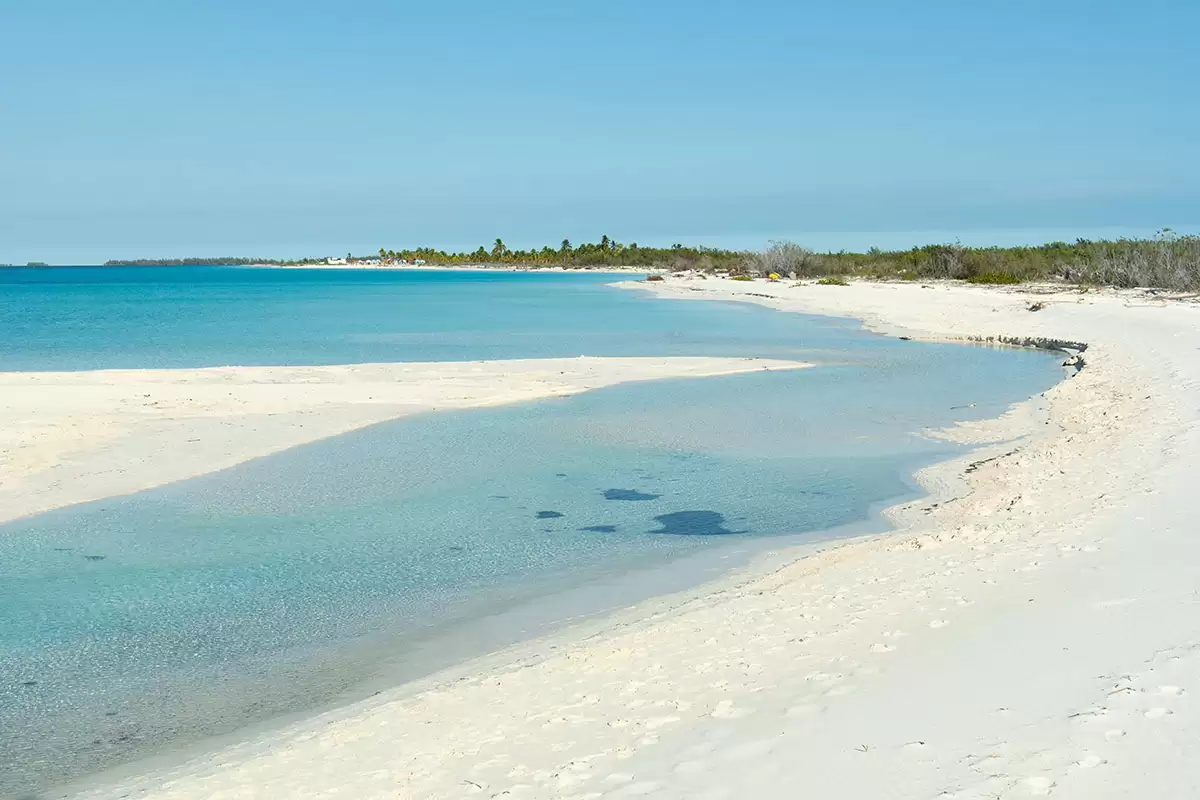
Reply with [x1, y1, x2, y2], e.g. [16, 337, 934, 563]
[83, 555, 106, 561]
[649, 511, 745, 536]
[603, 489, 661, 501]
[579, 525, 618, 533]
[535, 511, 564, 519]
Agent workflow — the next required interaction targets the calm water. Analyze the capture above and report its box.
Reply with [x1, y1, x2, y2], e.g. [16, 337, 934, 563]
[0, 267, 1063, 796]
[3, 266, 883, 370]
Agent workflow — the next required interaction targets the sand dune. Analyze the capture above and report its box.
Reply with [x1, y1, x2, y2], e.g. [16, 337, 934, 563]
[65, 280, 1200, 799]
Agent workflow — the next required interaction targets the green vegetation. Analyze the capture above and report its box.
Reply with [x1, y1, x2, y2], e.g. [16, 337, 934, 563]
[748, 230, 1200, 291]
[816, 275, 849, 286]
[730, 275, 754, 281]
[966, 272, 1023, 285]
[374, 237, 748, 272]
[103, 229, 1200, 291]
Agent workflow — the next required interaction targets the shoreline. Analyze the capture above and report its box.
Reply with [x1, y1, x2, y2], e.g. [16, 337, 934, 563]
[61, 279, 1200, 798]
[245, 263, 651, 273]
[0, 356, 807, 525]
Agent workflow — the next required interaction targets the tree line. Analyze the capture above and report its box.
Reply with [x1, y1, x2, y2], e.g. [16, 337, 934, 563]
[103, 229, 1200, 291]
[376, 236, 748, 272]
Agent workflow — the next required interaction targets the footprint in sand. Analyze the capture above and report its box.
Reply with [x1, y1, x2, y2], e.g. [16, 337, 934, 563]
[723, 738, 776, 761]
[929, 619, 950, 629]
[1144, 707, 1173, 719]
[785, 703, 821, 718]
[674, 760, 709, 776]
[1024, 776, 1056, 795]
[710, 699, 751, 719]
[603, 772, 635, 785]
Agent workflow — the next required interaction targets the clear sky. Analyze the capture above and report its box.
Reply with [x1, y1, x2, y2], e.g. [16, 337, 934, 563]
[2, 0, 1197, 263]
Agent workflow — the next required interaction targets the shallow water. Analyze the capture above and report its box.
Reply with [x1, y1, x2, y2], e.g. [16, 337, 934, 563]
[3, 266, 880, 370]
[0, 269, 1064, 795]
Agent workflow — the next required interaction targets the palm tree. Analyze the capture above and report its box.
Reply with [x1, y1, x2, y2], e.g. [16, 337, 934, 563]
[491, 238, 507, 260]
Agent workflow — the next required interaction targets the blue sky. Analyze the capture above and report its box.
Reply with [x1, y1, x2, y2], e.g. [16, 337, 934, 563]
[2, 0, 1197, 263]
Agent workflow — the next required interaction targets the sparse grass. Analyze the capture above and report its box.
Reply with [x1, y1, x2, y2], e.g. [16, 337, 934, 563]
[730, 275, 754, 282]
[817, 275, 849, 286]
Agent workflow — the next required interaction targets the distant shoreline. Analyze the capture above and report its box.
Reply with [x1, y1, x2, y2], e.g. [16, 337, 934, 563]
[245, 262, 649, 274]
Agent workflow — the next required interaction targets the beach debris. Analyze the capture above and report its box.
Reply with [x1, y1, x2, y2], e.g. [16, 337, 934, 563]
[964, 334, 1089, 353]
[1028, 301, 1047, 311]
[965, 448, 1019, 474]
[645, 274, 664, 282]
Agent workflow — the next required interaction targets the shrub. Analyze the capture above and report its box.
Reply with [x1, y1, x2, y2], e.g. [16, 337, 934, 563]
[967, 272, 1023, 285]
[754, 241, 826, 278]
[817, 275, 849, 286]
[730, 274, 754, 281]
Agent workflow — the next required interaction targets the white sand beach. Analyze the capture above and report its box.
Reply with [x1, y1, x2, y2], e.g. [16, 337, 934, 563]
[58, 280, 1200, 799]
[0, 356, 807, 524]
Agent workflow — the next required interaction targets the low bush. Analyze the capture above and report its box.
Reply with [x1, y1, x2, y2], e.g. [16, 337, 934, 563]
[817, 275, 849, 286]
[966, 272, 1023, 285]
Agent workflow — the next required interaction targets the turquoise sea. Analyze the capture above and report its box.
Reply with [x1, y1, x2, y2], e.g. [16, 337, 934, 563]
[0, 267, 1063, 796]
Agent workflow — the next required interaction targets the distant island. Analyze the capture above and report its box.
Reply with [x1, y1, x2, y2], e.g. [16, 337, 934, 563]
[102, 230, 1200, 291]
